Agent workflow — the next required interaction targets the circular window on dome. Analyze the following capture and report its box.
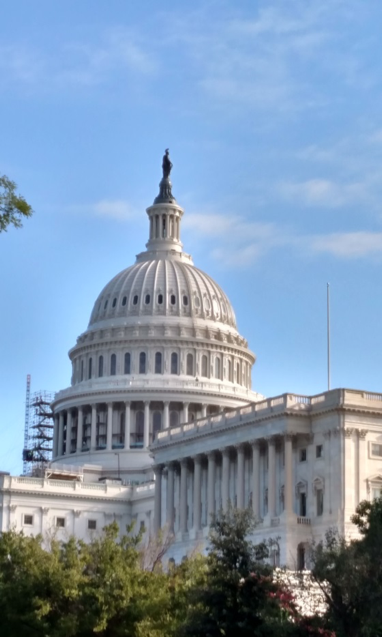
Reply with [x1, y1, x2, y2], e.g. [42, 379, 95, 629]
[170, 294, 176, 306]
[112, 298, 117, 308]
[133, 295, 139, 306]
[145, 294, 151, 305]
[183, 295, 189, 306]
[157, 293, 163, 305]
[122, 296, 127, 306]
[194, 296, 200, 308]
[104, 300, 108, 310]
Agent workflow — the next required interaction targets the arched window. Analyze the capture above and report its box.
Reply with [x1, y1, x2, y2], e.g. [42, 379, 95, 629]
[80, 360, 84, 382]
[228, 359, 232, 382]
[170, 411, 179, 427]
[171, 352, 178, 375]
[236, 362, 241, 385]
[201, 355, 208, 377]
[155, 352, 162, 374]
[170, 294, 176, 306]
[110, 353, 116, 376]
[133, 295, 138, 306]
[98, 355, 104, 378]
[135, 411, 144, 447]
[157, 293, 163, 305]
[186, 353, 194, 376]
[215, 357, 221, 380]
[183, 295, 189, 306]
[88, 357, 92, 379]
[145, 294, 150, 305]
[153, 412, 162, 439]
[112, 298, 117, 308]
[122, 296, 127, 306]
[104, 300, 108, 310]
[139, 352, 146, 374]
[124, 352, 131, 374]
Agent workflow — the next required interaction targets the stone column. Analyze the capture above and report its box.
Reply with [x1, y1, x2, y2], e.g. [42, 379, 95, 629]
[193, 455, 202, 532]
[236, 445, 245, 509]
[267, 437, 276, 518]
[180, 459, 188, 533]
[124, 402, 131, 450]
[164, 401, 170, 429]
[284, 434, 294, 515]
[221, 448, 230, 510]
[153, 465, 163, 533]
[90, 404, 97, 450]
[183, 402, 189, 424]
[144, 401, 150, 447]
[65, 410, 72, 455]
[207, 451, 216, 523]
[202, 404, 207, 418]
[76, 407, 83, 453]
[358, 429, 368, 504]
[167, 463, 175, 533]
[58, 412, 64, 457]
[52, 415, 59, 458]
[251, 441, 261, 519]
[106, 402, 113, 450]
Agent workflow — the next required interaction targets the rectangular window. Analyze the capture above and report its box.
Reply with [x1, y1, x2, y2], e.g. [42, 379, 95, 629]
[23, 514, 33, 526]
[299, 492, 307, 517]
[371, 443, 382, 457]
[372, 487, 382, 501]
[300, 448, 307, 462]
[88, 519, 97, 530]
[316, 489, 324, 516]
[56, 517, 65, 528]
[316, 444, 323, 458]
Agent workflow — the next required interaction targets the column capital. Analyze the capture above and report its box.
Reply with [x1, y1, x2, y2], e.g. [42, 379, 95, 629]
[125, 400, 131, 407]
[144, 400, 150, 407]
[180, 457, 189, 468]
[266, 435, 276, 446]
[164, 400, 170, 407]
[207, 450, 216, 460]
[183, 401, 190, 408]
[235, 443, 245, 453]
[153, 464, 164, 474]
[77, 405, 83, 414]
[107, 401, 113, 408]
[219, 447, 230, 457]
[358, 429, 368, 439]
[192, 453, 203, 464]
[250, 439, 261, 449]
[284, 432, 295, 442]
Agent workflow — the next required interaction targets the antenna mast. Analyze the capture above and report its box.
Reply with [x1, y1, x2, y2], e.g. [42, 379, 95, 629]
[23, 374, 31, 474]
[327, 283, 331, 391]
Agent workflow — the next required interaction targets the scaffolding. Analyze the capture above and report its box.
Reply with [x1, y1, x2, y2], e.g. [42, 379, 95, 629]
[22, 384, 54, 475]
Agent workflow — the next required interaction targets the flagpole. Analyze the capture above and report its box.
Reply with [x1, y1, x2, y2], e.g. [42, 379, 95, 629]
[327, 283, 330, 391]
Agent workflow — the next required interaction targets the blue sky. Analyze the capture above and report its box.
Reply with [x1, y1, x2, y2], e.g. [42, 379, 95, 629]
[1, 0, 382, 474]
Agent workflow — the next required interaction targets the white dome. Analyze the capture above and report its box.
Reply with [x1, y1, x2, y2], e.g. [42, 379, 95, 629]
[88, 258, 237, 331]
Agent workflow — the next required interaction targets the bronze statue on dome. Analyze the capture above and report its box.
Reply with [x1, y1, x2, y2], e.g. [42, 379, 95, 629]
[162, 149, 173, 179]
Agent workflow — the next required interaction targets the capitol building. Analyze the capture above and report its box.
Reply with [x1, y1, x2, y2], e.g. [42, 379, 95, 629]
[1, 154, 382, 568]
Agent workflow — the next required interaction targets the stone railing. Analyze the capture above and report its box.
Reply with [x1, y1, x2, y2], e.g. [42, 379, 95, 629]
[10, 475, 154, 496]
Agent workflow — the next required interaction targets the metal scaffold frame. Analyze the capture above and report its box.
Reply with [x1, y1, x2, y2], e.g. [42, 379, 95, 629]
[22, 376, 54, 475]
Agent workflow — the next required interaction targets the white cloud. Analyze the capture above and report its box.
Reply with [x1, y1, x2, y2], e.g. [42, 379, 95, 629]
[68, 199, 138, 221]
[279, 178, 369, 208]
[308, 231, 382, 258]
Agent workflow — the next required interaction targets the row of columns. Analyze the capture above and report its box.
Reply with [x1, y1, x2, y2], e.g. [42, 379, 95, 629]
[149, 212, 180, 241]
[54, 401, 211, 458]
[153, 435, 295, 533]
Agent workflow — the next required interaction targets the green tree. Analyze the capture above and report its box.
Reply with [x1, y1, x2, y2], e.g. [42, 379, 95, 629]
[312, 498, 382, 637]
[179, 508, 330, 637]
[0, 174, 33, 232]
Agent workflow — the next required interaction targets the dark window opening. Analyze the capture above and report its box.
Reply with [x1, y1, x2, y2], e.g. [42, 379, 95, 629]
[139, 352, 146, 374]
[183, 295, 188, 306]
[112, 298, 117, 308]
[316, 444, 323, 458]
[155, 352, 162, 374]
[300, 448, 307, 462]
[124, 352, 131, 374]
[171, 352, 178, 374]
[299, 493, 307, 517]
[98, 355, 104, 378]
[170, 294, 176, 305]
[145, 294, 150, 305]
[186, 353, 193, 376]
[24, 514, 33, 525]
[56, 517, 65, 528]
[110, 354, 116, 376]
[157, 293, 163, 305]
[104, 300, 108, 310]
[316, 489, 324, 516]
[153, 412, 162, 438]
[122, 296, 127, 306]
[201, 355, 208, 377]
[88, 519, 97, 530]
[80, 360, 84, 382]
[133, 295, 138, 306]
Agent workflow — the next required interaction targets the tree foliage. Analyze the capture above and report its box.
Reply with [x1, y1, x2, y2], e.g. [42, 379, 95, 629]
[0, 174, 33, 232]
[312, 498, 382, 637]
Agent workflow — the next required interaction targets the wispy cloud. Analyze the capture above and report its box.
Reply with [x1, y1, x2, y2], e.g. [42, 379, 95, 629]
[185, 212, 382, 267]
[0, 28, 156, 91]
[279, 178, 369, 208]
[68, 199, 138, 221]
